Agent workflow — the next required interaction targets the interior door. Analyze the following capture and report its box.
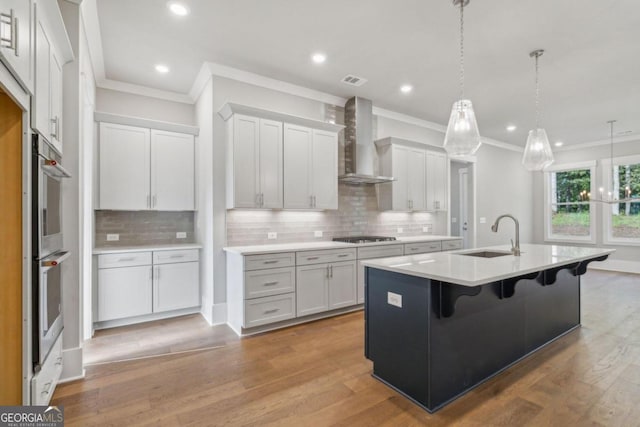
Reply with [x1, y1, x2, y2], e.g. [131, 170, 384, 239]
[0, 91, 23, 404]
[151, 130, 195, 210]
[459, 168, 469, 249]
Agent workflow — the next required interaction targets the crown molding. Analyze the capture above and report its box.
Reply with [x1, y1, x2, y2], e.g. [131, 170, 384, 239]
[553, 133, 640, 152]
[97, 78, 194, 104]
[480, 136, 524, 153]
[372, 106, 447, 133]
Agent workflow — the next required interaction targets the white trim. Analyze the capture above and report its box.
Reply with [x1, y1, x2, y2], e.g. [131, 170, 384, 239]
[38, 0, 74, 63]
[94, 111, 200, 135]
[60, 347, 85, 381]
[97, 79, 194, 104]
[79, 0, 105, 81]
[189, 63, 215, 101]
[481, 136, 523, 153]
[212, 303, 227, 325]
[190, 61, 347, 106]
[0, 62, 30, 109]
[544, 160, 597, 172]
[553, 133, 640, 152]
[372, 107, 446, 133]
[601, 154, 640, 246]
[588, 259, 640, 275]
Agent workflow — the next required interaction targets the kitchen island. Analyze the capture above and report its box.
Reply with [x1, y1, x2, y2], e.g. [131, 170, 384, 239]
[362, 244, 614, 413]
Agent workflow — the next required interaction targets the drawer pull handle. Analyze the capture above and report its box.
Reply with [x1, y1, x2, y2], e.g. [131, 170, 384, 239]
[263, 260, 279, 264]
[118, 257, 135, 262]
[169, 255, 185, 259]
[410, 248, 419, 251]
[263, 308, 279, 314]
[337, 254, 349, 258]
[307, 257, 319, 260]
[263, 281, 279, 286]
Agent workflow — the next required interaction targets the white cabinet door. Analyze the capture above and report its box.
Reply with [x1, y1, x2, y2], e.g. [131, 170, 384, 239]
[232, 114, 259, 208]
[284, 123, 313, 209]
[48, 51, 62, 152]
[427, 151, 448, 211]
[328, 261, 356, 309]
[153, 262, 200, 313]
[408, 148, 426, 211]
[151, 130, 195, 211]
[0, 0, 34, 92]
[259, 119, 283, 208]
[99, 123, 151, 210]
[98, 266, 153, 321]
[391, 145, 409, 210]
[311, 129, 338, 210]
[33, 18, 50, 141]
[296, 264, 329, 316]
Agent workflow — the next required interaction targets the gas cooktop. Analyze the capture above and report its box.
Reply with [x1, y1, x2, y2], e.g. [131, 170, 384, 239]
[333, 236, 397, 244]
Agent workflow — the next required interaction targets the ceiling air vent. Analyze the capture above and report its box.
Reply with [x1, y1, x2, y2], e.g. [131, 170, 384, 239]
[341, 75, 368, 87]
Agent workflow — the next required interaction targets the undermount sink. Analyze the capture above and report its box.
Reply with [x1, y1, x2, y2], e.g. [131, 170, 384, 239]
[459, 250, 513, 258]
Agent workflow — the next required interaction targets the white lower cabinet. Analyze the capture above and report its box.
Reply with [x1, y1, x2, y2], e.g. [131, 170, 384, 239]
[296, 261, 357, 316]
[96, 249, 200, 326]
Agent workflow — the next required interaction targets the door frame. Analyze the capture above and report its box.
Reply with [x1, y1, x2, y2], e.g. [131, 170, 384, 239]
[448, 157, 477, 249]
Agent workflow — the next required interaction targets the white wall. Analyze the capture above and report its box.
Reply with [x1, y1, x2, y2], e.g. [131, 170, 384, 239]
[533, 139, 640, 266]
[95, 87, 195, 125]
[377, 116, 444, 148]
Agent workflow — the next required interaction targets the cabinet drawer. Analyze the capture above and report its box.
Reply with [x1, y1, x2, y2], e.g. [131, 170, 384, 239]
[442, 240, 463, 251]
[245, 267, 295, 299]
[98, 252, 152, 269]
[245, 252, 295, 271]
[31, 333, 63, 406]
[404, 241, 442, 255]
[244, 293, 296, 328]
[357, 244, 404, 260]
[154, 249, 199, 264]
[296, 248, 356, 265]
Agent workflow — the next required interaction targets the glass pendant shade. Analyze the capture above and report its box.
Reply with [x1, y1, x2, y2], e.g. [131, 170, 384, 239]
[522, 128, 554, 171]
[443, 99, 482, 156]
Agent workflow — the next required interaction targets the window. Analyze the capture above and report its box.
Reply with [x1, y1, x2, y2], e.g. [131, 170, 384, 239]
[544, 161, 596, 243]
[603, 155, 640, 245]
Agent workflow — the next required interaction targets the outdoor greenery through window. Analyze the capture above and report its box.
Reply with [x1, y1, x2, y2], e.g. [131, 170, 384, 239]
[608, 161, 640, 239]
[549, 168, 592, 237]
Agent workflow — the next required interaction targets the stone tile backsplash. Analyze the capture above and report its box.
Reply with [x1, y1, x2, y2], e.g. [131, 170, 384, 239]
[95, 211, 195, 247]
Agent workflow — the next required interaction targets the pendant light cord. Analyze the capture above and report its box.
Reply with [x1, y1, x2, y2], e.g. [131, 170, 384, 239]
[459, 0, 465, 101]
[535, 53, 540, 129]
[610, 120, 615, 196]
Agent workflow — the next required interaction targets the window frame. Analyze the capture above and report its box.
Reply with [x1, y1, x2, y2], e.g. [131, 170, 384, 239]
[543, 161, 597, 244]
[602, 154, 640, 247]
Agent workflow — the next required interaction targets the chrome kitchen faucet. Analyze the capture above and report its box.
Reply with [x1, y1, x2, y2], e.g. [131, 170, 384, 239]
[491, 214, 521, 256]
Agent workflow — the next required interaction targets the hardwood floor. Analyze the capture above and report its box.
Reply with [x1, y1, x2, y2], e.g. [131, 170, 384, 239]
[53, 270, 640, 426]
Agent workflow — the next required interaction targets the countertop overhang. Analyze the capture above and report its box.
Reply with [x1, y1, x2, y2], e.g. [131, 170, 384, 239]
[361, 244, 615, 287]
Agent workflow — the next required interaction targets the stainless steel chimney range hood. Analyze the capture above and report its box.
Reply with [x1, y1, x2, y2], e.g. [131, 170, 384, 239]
[339, 97, 395, 185]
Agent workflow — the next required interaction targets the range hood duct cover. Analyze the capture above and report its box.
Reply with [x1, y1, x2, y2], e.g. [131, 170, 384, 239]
[339, 96, 395, 185]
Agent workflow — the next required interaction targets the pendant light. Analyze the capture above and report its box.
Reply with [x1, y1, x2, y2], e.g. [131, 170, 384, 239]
[443, 0, 482, 157]
[522, 49, 554, 171]
[580, 120, 640, 203]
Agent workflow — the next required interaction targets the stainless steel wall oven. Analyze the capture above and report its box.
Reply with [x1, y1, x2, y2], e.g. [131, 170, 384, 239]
[32, 134, 70, 370]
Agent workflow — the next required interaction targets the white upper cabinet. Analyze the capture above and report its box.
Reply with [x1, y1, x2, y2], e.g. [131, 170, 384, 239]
[226, 114, 283, 209]
[0, 0, 34, 93]
[99, 123, 151, 210]
[377, 139, 427, 211]
[219, 103, 342, 211]
[98, 123, 195, 211]
[32, 1, 73, 154]
[151, 130, 195, 211]
[426, 151, 448, 211]
[284, 124, 338, 210]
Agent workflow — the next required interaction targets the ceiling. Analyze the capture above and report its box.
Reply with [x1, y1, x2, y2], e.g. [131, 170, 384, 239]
[95, 0, 640, 147]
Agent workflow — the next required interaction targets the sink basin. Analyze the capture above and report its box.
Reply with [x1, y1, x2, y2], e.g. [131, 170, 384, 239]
[459, 250, 512, 258]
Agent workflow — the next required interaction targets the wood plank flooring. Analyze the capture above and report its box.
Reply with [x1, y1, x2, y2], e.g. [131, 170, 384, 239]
[53, 270, 640, 426]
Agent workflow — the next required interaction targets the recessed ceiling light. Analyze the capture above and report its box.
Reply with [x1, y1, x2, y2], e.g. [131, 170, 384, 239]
[400, 84, 413, 94]
[555, 141, 564, 147]
[311, 53, 326, 64]
[506, 125, 517, 132]
[155, 64, 170, 73]
[167, 2, 190, 16]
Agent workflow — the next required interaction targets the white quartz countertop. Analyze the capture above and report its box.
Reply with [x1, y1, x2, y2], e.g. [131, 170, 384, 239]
[93, 243, 203, 255]
[361, 244, 615, 287]
[223, 235, 461, 255]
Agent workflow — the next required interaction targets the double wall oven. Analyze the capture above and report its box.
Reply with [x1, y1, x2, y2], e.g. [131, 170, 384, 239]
[32, 134, 70, 370]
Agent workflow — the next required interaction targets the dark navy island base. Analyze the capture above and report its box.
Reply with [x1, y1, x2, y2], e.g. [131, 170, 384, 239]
[364, 257, 606, 413]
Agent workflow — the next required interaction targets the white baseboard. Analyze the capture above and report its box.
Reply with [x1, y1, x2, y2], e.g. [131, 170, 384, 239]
[60, 346, 84, 382]
[588, 259, 640, 275]
[211, 303, 227, 325]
